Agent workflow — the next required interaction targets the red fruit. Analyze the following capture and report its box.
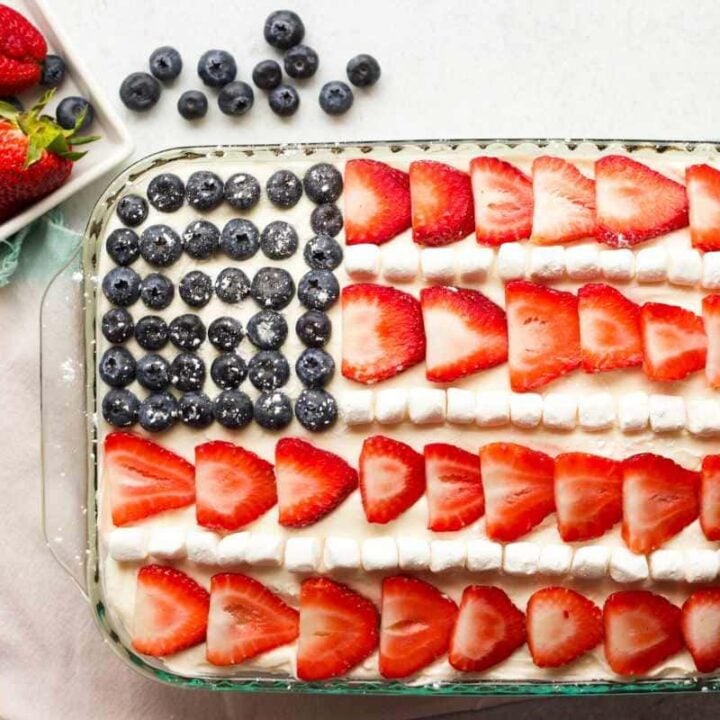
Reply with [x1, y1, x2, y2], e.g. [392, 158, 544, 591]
[595, 155, 689, 247]
[425, 443, 484, 532]
[105, 431, 195, 526]
[275, 438, 357, 528]
[344, 158, 411, 245]
[687, 164, 720, 251]
[555, 452, 623, 542]
[0, 5, 46, 95]
[449, 586, 526, 672]
[380, 575, 458, 679]
[297, 577, 379, 681]
[530, 155, 596, 245]
[341, 283, 426, 384]
[703, 294, 720, 388]
[604, 591, 683, 675]
[360, 435, 425, 524]
[480, 442, 555, 541]
[470, 156, 533, 245]
[420, 285, 508, 382]
[640, 302, 707, 382]
[206, 573, 298, 666]
[700, 455, 720, 541]
[505, 280, 581, 391]
[409, 160, 474, 245]
[195, 441, 276, 532]
[527, 587, 603, 668]
[622, 453, 700, 554]
[682, 589, 720, 673]
[578, 283, 643, 373]
[132, 565, 209, 657]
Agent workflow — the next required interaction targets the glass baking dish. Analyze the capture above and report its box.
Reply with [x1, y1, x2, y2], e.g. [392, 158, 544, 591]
[40, 139, 720, 695]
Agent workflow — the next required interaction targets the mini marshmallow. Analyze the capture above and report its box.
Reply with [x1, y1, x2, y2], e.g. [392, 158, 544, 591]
[687, 398, 720, 436]
[430, 540, 467, 572]
[382, 243, 419, 282]
[108, 528, 147, 562]
[685, 550, 720, 583]
[408, 388, 446, 425]
[284, 537, 322, 573]
[497, 242, 527, 280]
[542, 393, 577, 430]
[529, 246, 565, 281]
[703, 252, 720, 290]
[510, 392, 543, 428]
[668, 249, 702, 287]
[609, 548, 649, 583]
[458, 245, 494, 281]
[538, 544, 573, 576]
[245, 534, 284, 567]
[362, 537, 399, 571]
[397, 537, 431, 571]
[618, 392, 649, 433]
[148, 527, 186, 560]
[466, 539, 503, 572]
[217, 532, 250, 566]
[571, 546, 610, 579]
[565, 244, 601, 280]
[636, 247, 668, 282]
[648, 394, 686, 433]
[323, 537, 361, 571]
[503, 542, 540, 576]
[339, 390, 374, 426]
[649, 550, 685, 582]
[421, 247, 456, 282]
[344, 243, 380, 278]
[374, 389, 408, 425]
[578, 392, 615, 431]
[187, 530, 221, 565]
[600, 249, 635, 281]
[476, 391, 510, 427]
[446, 388, 477, 425]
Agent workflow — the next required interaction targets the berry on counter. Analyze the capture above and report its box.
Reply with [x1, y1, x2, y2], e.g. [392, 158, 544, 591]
[182, 219, 220, 259]
[177, 90, 208, 120]
[170, 352, 206, 391]
[106, 228, 140, 266]
[264, 10, 305, 50]
[268, 84, 299, 117]
[213, 389, 253, 429]
[0, 5, 46, 95]
[186, 171, 224, 211]
[178, 391, 214, 428]
[247, 310, 287, 350]
[251, 267, 295, 310]
[57, 96, 94, 131]
[102, 308, 134, 344]
[208, 316, 244, 351]
[295, 310, 331, 347]
[116, 194, 149, 228]
[140, 272, 174, 310]
[254, 390, 293, 430]
[135, 315, 170, 351]
[252, 59, 282, 90]
[310, 203, 343, 237]
[211, 352, 248, 389]
[295, 388, 337, 431]
[99, 346, 136, 387]
[248, 350, 290, 391]
[283, 44, 318, 80]
[218, 81, 254, 116]
[0, 96, 23, 111]
[266, 169, 302, 208]
[214, 267, 251, 304]
[136, 353, 171, 391]
[149, 46, 183, 82]
[346, 54, 381, 87]
[179, 270, 213, 308]
[102, 266, 141, 307]
[224, 173, 261, 210]
[297, 269, 339, 310]
[303, 163, 343, 204]
[147, 173, 185, 212]
[260, 220, 298, 259]
[295, 347, 335, 388]
[319, 81, 353, 115]
[169, 313, 206, 351]
[139, 224, 183, 266]
[41, 55, 66, 87]
[219, 218, 260, 260]
[102, 388, 139, 427]
[197, 49, 237, 87]
[138, 392, 178, 432]
[303, 234, 342, 270]
[119, 72, 161, 111]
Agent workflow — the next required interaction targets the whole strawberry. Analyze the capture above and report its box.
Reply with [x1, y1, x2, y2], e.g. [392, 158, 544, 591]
[0, 4, 47, 95]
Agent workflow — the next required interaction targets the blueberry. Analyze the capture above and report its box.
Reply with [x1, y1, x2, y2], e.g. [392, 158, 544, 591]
[135, 316, 169, 351]
[213, 389, 253, 429]
[102, 388, 139, 427]
[106, 228, 140, 266]
[283, 44, 318, 79]
[116, 194, 148, 228]
[266, 169, 302, 208]
[247, 310, 287, 350]
[211, 353, 248, 389]
[179, 270, 213, 308]
[179, 392, 214, 428]
[0, 96, 22, 111]
[136, 353, 170, 391]
[220, 218, 260, 260]
[264, 10, 305, 50]
[170, 352, 206, 391]
[139, 224, 183, 266]
[319, 81, 353, 116]
[56, 96, 94, 131]
[295, 310, 331, 348]
[214, 267, 251, 303]
[140, 273, 174, 310]
[139, 392, 178, 432]
[119, 72, 161, 111]
[295, 347, 335, 388]
[303, 234, 342, 270]
[252, 59, 282, 90]
[208, 316, 244, 351]
[248, 350, 290, 391]
[185, 171, 224, 211]
[182, 219, 220, 259]
[102, 308, 134, 344]
[224, 173, 261, 211]
[147, 174, 185, 213]
[218, 81, 254, 116]
[251, 267, 295, 310]
[303, 163, 343, 204]
[169, 314, 206, 350]
[99, 346, 136, 387]
[346, 54, 381, 87]
[310, 203, 343, 237]
[177, 90, 208, 120]
[295, 389, 337, 431]
[268, 83, 299, 117]
[254, 390, 293, 430]
[197, 49, 237, 87]
[102, 266, 141, 307]
[297, 269, 339, 310]
[149, 46, 183, 81]
[260, 220, 298, 259]
[41, 55, 65, 86]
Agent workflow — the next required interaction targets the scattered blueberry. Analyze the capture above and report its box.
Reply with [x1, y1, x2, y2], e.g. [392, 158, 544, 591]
[295, 388, 338, 431]
[266, 169, 302, 208]
[136, 353, 171, 391]
[268, 83, 299, 117]
[179, 392, 214, 428]
[197, 49, 237, 87]
[218, 81, 254, 116]
[102, 388, 139, 427]
[139, 392, 178, 432]
[319, 81, 353, 115]
[295, 347, 335, 388]
[214, 267, 251, 304]
[102, 266, 141, 307]
[260, 221, 298, 259]
[247, 310, 287, 350]
[119, 72, 161, 111]
[179, 270, 213, 307]
[177, 90, 208, 120]
[99, 347, 136, 387]
[116, 194, 148, 228]
[169, 314, 206, 350]
[295, 310, 332, 348]
[254, 390, 293, 430]
[303, 234, 342, 270]
[186, 171, 224, 211]
[139, 224, 183, 266]
[208, 316, 244, 351]
[140, 272, 175, 310]
[251, 267, 295, 310]
[310, 203, 343, 237]
[283, 44, 318, 79]
[264, 10, 305, 50]
[303, 163, 343, 204]
[248, 350, 290, 391]
[220, 218, 260, 260]
[182, 219, 220, 260]
[213, 389, 253, 429]
[147, 174, 185, 212]
[56, 96, 94, 131]
[170, 352, 206, 391]
[41, 55, 65, 87]
[346, 54, 381, 87]
[0, 96, 23, 111]
[224, 173, 261, 211]
[149, 46, 183, 82]
[297, 269, 340, 310]
[135, 315, 169, 351]
[106, 228, 140, 266]
[102, 308, 134, 344]
[252, 59, 282, 90]
[211, 353, 248, 389]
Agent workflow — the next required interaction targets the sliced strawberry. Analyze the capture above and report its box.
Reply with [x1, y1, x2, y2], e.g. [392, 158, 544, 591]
[195, 441, 276, 532]
[530, 155, 596, 245]
[420, 285, 507, 383]
[604, 591, 683, 675]
[687, 164, 720, 251]
[341, 283, 426, 384]
[527, 587, 603, 668]
[595, 155, 689, 247]
[470, 156, 533, 245]
[206, 573, 298, 666]
[622, 453, 700, 554]
[297, 577, 379, 681]
[578, 283, 643, 373]
[359, 435, 425, 524]
[640, 302, 707, 382]
[105, 431, 195, 526]
[700, 455, 720, 541]
[554, 452, 623, 542]
[275, 438, 357, 528]
[449, 586, 526, 672]
[344, 158, 411, 245]
[703, 294, 720, 388]
[425, 442, 484, 532]
[132, 564, 209, 657]
[480, 442, 555, 541]
[505, 280, 581, 391]
[682, 589, 720, 673]
[409, 160, 474, 246]
[380, 575, 458, 679]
